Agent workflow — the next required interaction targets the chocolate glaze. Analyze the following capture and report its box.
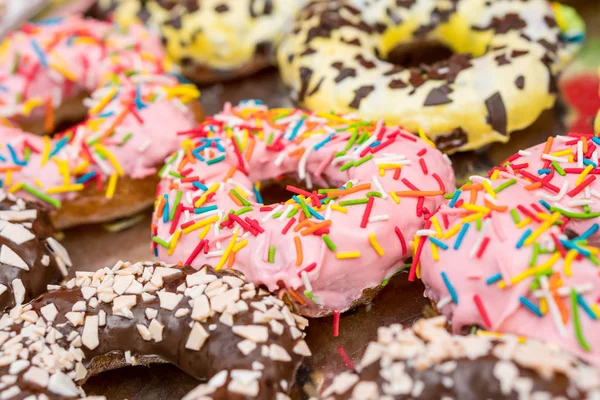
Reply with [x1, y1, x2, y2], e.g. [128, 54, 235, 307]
[0, 192, 70, 311]
[0, 262, 310, 399]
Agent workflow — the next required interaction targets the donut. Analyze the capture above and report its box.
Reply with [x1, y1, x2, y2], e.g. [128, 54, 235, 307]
[0, 190, 71, 311]
[320, 316, 600, 399]
[91, 0, 307, 84]
[0, 17, 203, 229]
[151, 101, 454, 317]
[417, 174, 600, 367]
[277, 0, 584, 153]
[0, 261, 311, 399]
[487, 134, 600, 246]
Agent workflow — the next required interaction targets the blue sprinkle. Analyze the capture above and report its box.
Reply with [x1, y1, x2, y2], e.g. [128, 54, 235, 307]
[561, 239, 591, 257]
[163, 195, 169, 223]
[214, 140, 225, 152]
[307, 204, 324, 220]
[194, 205, 217, 214]
[486, 273, 502, 285]
[583, 158, 598, 168]
[369, 141, 381, 148]
[153, 245, 158, 257]
[577, 223, 599, 241]
[49, 137, 69, 158]
[288, 119, 304, 141]
[169, 72, 192, 84]
[441, 272, 458, 304]
[537, 168, 551, 175]
[429, 236, 448, 250]
[453, 223, 470, 250]
[577, 294, 598, 320]
[0, 154, 6, 162]
[253, 184, 263, 204]
[539, 199, 551, 210]
[0, 85, 7, 92]
[76, 171, 96, 184]
[448, 190, 461, 208]
[30, 39, 48, 68]
[192, 181, 208, 191]
[191, 147, 206, 161]
[313, 133, 335, 151]
[134, 84, 146, 110]
[7, 144, 26, 166]
[240, 99, 263, 105]
[516, 229, 532, 249]
[97, 111, 114, 118]
[519, 296, 542, 317]
[592, 137, 600, 147]
[35, 17, 64, 25]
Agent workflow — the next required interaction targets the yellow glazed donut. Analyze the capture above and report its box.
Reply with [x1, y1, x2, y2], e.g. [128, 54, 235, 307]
[278, 0, 584, 153]
[94, 0, 306, 83]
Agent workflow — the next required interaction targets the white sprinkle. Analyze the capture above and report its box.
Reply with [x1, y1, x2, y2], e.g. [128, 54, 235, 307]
[82, 316, 99, 350]
[157, 291, 183, 310]
[149, 319, 165, 342]
[12, 278, 25, 305]
[186, 322, 209, 351]
[0, 245, 29, 270]
[232, 325, 269, 343]
[0, 223, 35, 244]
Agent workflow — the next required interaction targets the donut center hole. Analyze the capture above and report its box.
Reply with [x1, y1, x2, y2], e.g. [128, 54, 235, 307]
[259, 178, 325, 205]
[384, 40, 454, 68]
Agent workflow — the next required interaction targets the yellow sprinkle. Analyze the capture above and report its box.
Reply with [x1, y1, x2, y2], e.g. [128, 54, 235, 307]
[377, 163, 403, 169]
[523, 212, 560, 246]
[490, 169, 500, 180]
[551, 148, 574, 157]
[443, 224, 461, 239]
[316, 112, 352, 124]
[46, 184, 85, 194]
[498, 253, 560, 288]
[6, 170, 11, 187]
[183, 215, 220, 234]
[516, 217, 532, 229]
[72, 159, 89, 175]
[540, 298, 548, 315]
[254, 180, 261, 191]
[430, 241, 439, 261]
[369, 233, 384, 256]
[477, 330, 527, 343]
[194, 183, 220, 207]
[462, 203, 491, 214]
[215, 231, 239, 271]
[89, 87, 117, 115]
[8, 182, 22, 193]
[418, 128, 436, 148]
[105, 173, 118, 199]
[583, 245, 600, 255]
[461, 212, 485, 224]
[576, 164, 594, 185]
[234, 185, 249, 198]
[481, 180, 496, 199]
[430, 217, 442, 237]
[233, 239, 248, 253]
[95, 144, 124, 176]
[331, 203, 347, 214]
[167, 230, 182, 256]
[199, 224, 211, 240]
[164, 84, 200, 100]
[389, 191, 400, 204]
[34, 179, 43, 188]
[336, 252, 361, 259]
[590, 304, 600, 319]
[22, 98, 43, 116]
[379, 168, 385, 177]
[49, 63, 76, 81]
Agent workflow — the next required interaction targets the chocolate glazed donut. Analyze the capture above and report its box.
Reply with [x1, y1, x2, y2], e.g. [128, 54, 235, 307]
[0, 191, 71, 311]
[320, 317, 600, 399]
[0, 262, 311, 399]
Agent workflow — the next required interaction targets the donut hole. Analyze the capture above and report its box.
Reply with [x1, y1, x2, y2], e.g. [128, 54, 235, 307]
[384, 40, 454, 69]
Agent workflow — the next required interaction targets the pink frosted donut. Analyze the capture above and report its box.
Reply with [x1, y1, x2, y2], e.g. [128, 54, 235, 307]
[418, 176, 600, 367]
[151, 101, 455, 317]
[490, 134, 600, 246]
[0, 16, 202, 228]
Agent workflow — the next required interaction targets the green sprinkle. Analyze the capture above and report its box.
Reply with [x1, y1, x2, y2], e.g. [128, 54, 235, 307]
[288, 208, 300, 218]
[342, 128, 358, 152]
[268, 246, 275, 263]
[340, 161, 355, 171]
[152, 236, 170, 248]
[334, 151, 347, 157]
[21, 184, 61, 208]
[323, 234, 336, 251]
[571, 288, 592, 352]
[381, 277, 391, 287]
[529, 242, 540, 267]
[494, 179, 516, 193]
[339, 198, 369, 206]
[510, 208, 521, 224]
[550, 207, 600, 219]
[355, 154, 373, 167]
[267, 132, 275, 146]
[356, 130, 369, 145]
[11, 53, 19, 74]
[297, 196, 311, 218]
[272, 212, 283, 219]
[231, 189, 251, 206]
[444, 193, 454, 199]
[304, 290, 314, 300]
[168, 171, 183, 179]
[366, 191, 382, 198]
[235, 206, 253, 215]
[273, 110, 292, 120]
[233, 134, 243, 151]
[552, 161, 566, 176]
[169, 191, 182, 220]
[120, 133, 133, 146]
[207, 155, 226, 165]
[318, 189, 335, 194]
[590, 254, 600, 266]
[584, 204, 591, 214]
[23, 147, 31, 162]
[346, 181, 353, 189]
[475, 218, 482, 231]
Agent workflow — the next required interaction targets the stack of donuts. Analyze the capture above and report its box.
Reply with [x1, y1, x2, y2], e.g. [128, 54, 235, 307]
[0, 0, 598, 399]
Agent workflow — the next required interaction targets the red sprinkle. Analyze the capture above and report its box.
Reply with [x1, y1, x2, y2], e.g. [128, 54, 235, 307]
[393, 168, 401, 180]
[360, 197, 375, 229]
[473, 294, 492, 329]
[169, 203, 183, 235]
[298, 262, 317, 277]
[409, 236, 426, 281]
[394, 226, 407, 256]
[184, 240, 206, 265]
[333, 311, 341, 337]
[567, 175, 596, 197]
[432, 173, 445, 192]
[401, 178, 419, 191]
[281, 217, 297, 235]
[476, 237, 490, 259]
[419, 158, 428, 175]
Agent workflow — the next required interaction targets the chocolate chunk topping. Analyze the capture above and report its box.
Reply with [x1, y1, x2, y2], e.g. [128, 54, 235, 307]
[341, 37, 362, 46]
[511, 50, 529, 58]
[355, 54, 376, 69]
[494, 53, 510, 66]
[249, 0, 273, 18]
[396, 0, 416, 7]
[298, 67, 314, 101]
[485, 92, 507, 136]
[333, 62, 357, 83]
[424, 86, 453, 106]
[386, 8, 402, 25]
[544, 15, 558, 28]
[389, 79, 407, 89]
[215, 4, 229, 13]
[434, 128, 468, 151]
[349, 85, 375, 109]
[515, 75, 525, 90]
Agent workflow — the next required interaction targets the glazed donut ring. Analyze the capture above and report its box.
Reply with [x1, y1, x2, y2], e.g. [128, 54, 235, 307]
[0, 261, 311, 399]
[0, 190, 71, 311]
[418, 176, 600, 367]
[278, 0, 583, 153]
[320, 316, 600, 399]
[0, 17, 203, 229]
[92, 0, 306, 84]
[152, 101, 454, 317]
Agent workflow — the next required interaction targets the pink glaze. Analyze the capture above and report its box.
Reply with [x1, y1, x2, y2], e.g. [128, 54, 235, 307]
[420, 178, 600, 367]
[493, 136, 600, 245]
[153, 101, 455, 313]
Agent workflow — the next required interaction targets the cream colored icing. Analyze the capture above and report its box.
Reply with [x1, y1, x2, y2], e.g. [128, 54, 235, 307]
[152, 101, 455, 313]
